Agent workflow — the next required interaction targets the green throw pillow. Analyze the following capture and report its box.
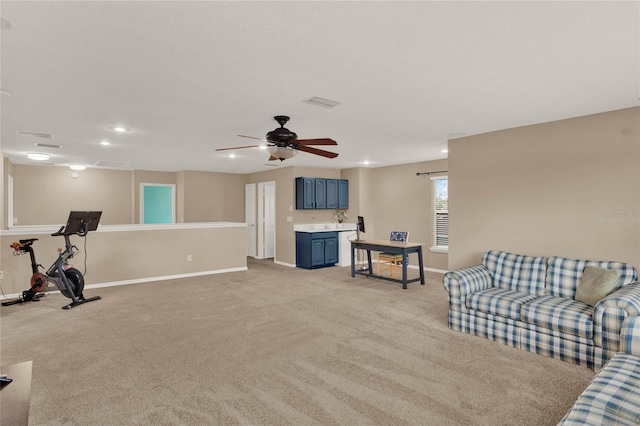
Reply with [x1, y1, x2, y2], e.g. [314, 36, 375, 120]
[575, 266, 620, 307]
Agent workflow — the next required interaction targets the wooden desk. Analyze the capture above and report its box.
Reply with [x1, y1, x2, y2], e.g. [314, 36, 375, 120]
[350, 239, 425, 289]
[0, 361, 32, 426]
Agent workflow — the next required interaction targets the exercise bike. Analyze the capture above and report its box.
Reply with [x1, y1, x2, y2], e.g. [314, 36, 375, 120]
[2, 211, 102, 310]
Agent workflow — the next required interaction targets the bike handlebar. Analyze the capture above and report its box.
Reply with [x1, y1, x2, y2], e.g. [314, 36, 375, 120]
[51, 226, 66, 237]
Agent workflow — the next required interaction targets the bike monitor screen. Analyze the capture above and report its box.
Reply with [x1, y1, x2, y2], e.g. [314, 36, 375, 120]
[64, 211, 102, 235]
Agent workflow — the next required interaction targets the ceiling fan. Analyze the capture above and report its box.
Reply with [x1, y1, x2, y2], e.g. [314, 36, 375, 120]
[216, 115, 339, 161]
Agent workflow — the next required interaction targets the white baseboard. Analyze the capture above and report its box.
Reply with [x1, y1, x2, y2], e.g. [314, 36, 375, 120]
[0, 267, 248, 300]
[274, 260, 297, 268]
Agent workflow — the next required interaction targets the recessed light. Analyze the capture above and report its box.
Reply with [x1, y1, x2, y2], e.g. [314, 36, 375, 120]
[27, 153, 50, 161]
[362, 160, 371, 165]
[100, 140, 111, 146]
[69, 164, 87, 171]
[111, 126, 129, 133]
[259, 145, 267, 150]
[227, 153, 236, 158]
[441, 149, 449, 153]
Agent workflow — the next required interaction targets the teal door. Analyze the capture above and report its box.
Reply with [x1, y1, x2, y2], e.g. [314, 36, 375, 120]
[142, 184, 175, 224]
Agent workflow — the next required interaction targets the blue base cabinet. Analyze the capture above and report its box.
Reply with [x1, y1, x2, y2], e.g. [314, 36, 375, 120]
[296, 231, 338, 269]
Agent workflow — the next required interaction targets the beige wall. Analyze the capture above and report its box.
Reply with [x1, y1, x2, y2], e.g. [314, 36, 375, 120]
[1, 155, 7, 230]
[11, 165, 133, 225]
[180, 170, 245, 223]
[5, 166, 245, 227]
[449, 107, 640, 270]
[0, 225, 247, 294]
[370, 160, 449, 271]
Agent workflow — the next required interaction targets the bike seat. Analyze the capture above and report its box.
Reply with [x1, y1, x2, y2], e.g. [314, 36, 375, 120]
[18, 238, 38, 245]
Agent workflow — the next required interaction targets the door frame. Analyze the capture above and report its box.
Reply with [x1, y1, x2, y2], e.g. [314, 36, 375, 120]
[257, 181, 276, 260]
[245, 183, 256, 257]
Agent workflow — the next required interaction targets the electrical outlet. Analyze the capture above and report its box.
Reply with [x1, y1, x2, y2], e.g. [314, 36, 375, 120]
[187, 254, 192, 262]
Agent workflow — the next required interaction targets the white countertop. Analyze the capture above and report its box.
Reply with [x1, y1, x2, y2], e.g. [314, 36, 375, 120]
[294, 223, 357, 233]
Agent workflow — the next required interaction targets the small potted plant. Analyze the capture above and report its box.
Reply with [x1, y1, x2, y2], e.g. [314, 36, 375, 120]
[334, 209, 348, 225]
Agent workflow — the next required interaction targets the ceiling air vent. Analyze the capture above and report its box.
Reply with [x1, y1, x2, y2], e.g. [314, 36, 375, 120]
[94, 160, 130, 168]
[303, 96, 341, 108]
[16, 130, 54, 139]
[34, 143, 61, 149]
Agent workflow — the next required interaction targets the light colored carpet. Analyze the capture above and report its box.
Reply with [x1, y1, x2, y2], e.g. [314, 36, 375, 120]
[1, 258, 593, 425]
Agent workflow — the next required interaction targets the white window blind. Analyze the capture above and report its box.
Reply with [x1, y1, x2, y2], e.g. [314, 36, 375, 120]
[431, 176, 448, 251]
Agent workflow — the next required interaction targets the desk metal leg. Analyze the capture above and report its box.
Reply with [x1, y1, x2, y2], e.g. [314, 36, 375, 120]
[402, 251, 408, 289]
[418, 248, 425, 284]
[351, 245, 356, 277]
[366, 250, 372, 273]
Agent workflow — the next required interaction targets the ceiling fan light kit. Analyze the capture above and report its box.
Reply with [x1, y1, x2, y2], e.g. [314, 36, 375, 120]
[216, 115, 338, 162]
[267, 146, 298, 161]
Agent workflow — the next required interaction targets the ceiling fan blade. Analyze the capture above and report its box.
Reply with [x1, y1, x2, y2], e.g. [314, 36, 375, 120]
[238, 135, 265, 141]
[297, 138, 337, 146]
[215, 144, 262, 151]
[296, 145, 339, 159]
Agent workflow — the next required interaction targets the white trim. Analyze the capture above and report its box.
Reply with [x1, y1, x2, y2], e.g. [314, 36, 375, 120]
[1, 222, 246, 236]
[429, 246, 449, 253]
[0, 267, 248, 300]
[409, 264, 449, 274]
[7, 175, 13, 227]
[274, 260, 296, 268]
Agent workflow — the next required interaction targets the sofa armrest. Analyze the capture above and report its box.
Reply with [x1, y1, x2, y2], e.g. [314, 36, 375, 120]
[620, 316, 640, 356]
[443, 265, 493, 312]
[592, 282, 640, 351]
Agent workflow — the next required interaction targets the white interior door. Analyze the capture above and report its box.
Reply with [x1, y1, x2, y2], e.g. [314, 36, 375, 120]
[245, 183, 256, 257]
[258, 181, 276, 260]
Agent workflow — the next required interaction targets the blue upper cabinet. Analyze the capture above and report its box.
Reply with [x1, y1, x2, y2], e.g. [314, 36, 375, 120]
[338, 179, 349, 209]
[296, 177, 348, 210]
[315, 178, 326, 209]
[326, 179, 338, 209]
[296, 177, 315, 209]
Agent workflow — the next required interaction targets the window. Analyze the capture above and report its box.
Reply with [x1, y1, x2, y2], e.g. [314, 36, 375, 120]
[431, 176, 448, 252]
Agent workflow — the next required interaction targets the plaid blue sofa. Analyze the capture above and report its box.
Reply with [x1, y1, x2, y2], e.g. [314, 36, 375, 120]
[558, 316, 640, 425]
[443, 250, 639, 370]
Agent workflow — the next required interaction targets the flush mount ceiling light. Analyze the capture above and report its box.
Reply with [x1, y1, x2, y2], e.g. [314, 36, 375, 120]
[267, 146, 298, 160]
[69, 164, 87, 171]
[16, 130, 54, 139]
[303, 96, 342, 108]
[27, 152, 50, 161]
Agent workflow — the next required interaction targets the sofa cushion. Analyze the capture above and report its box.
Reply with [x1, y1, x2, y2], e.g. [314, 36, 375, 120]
[482, 250, 547, 296]
[546, 256, 638, 299]
[575, 266, 620, 307]
[558, 352, 640, 425]
[466, 287, 539, 320]
[520, 295, 593, 339]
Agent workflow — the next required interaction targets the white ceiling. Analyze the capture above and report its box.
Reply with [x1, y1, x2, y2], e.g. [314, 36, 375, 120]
[1, 1, 638, 174]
